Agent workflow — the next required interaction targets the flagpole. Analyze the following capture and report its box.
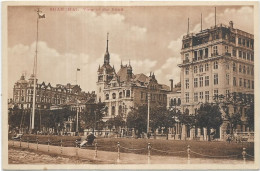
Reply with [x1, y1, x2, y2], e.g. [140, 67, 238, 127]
[31, 9, 40, 131]
[76, 69, 77, 85]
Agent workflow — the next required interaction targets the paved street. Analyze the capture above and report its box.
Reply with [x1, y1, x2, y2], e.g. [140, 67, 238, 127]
[9, 141, 253, 164]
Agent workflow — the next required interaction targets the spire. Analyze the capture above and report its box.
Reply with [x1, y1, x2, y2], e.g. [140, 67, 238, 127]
[129, 59, 131, 66]
[201, 13, 202, 32]
[121, 60, 123, 68]
[215, 7, 216, 28]
[187, 18, 189, 34]
[104, 33, 110, 65]
[106, 32, 109, 52]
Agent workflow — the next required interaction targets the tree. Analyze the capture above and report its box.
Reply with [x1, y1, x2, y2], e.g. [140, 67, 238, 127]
[126, 105, 147, 138]
[225, 112, 242, 135]
[245, 104, 254, 131]
[195, 103, 223, 141]
[81, 102, 107, 133]
[150, 107, 176, 140]
[106, 115, 125, 136]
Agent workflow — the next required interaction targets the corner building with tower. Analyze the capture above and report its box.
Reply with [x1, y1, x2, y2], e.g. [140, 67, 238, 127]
[96, 35, 170, 130]
[178, 21, 254, 140]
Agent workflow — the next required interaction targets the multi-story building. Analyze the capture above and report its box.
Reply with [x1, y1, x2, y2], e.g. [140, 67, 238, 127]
[12, 74, 96, 109]
[11, 74, 96, 134]
[167, 81, 182, 140]
[97, 36, 170, 123]
[178, 21, 254, 140]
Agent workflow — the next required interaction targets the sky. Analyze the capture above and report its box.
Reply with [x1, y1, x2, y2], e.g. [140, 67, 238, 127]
[7, 5, 254, 98]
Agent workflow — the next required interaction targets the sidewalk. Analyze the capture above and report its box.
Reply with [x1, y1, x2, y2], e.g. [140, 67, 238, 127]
[9, 141, 253, 164]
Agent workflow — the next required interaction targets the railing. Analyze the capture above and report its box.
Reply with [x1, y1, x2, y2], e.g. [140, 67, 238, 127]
[183, 59, 190, 64]
[10, 139, 254, 164]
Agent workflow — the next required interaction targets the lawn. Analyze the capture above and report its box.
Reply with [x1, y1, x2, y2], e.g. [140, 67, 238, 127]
[16, 134, 254, 160]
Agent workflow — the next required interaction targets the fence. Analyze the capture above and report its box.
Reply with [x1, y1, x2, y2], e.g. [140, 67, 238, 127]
[11, 138, 254, 164]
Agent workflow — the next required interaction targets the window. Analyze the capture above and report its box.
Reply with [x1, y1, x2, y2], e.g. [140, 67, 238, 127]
[238, 37, 241, 44]
[178, 98, 181, 105]
[193, 66, 198, 73]
[205, 48, 208, 57]
[239, 64, 242, 73]
[226, 63, 229, 70]
[205, 63, 209, 71]
[248, 80, 250, 89]
[233, 77, 237, 86]
[244, 79, 246, 88]
[247, 66, 250, 75]
[225, 45, 229, 53]
[214, 89, 219, 100]
[205, 91, 209, 102]
[243, 65, 246, 74]
[239, 78, 243, 87]
[226, 74, 229, 85]
[251, 54, 254, 61]
[214, 74, 218, 85]
[126, 90, 130, 97]
[119, 92, 122, 98]
[112, 93, 116, 99]
[185, 93, 189, 103]
[199, 65, 203, 72]
[185, 53, 189, 60]
[232, 49, 236, 57]
[105, 94, 109, 100]
[213, 46, 218, 55]
[205, 76, 209, 86]
[185, 67, 189, 75]
[112, 106, 115, 116]
[185, 79, 189, 89]
[243, 52, 246, 59]
[194, 78, 198, 88]
[252, 81, 254, 89]
[226, 90, 230, 99]
[199, 92, 203, 100]
[214, 61, 218, 69]
[239, 51, 242, 58]
[247, 53, 250, 60]
[199, 77, 203, 87]
[233, 62, 236, 72]
[194, 92, 198, 102]
[251, 67, 254, 76]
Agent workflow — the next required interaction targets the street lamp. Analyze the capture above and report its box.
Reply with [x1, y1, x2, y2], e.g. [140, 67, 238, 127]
[147, 93, 150, 138]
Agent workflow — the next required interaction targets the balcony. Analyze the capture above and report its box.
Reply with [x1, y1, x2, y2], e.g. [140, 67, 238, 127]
[211, 52, 219, 57]
[224, 52, 231, 57]
[183, 59, 190, 64]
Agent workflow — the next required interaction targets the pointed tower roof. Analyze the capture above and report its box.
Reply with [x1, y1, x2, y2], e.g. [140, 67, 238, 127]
[104, 32, 110, 65]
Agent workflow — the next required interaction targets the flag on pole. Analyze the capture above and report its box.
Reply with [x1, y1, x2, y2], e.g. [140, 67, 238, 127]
[77, 68, 80, 71]
[38, 13, 45, 19]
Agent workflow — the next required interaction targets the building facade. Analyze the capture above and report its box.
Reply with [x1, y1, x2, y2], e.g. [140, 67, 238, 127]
[178, 21, 254, 140]
[167, 81, 182, 140]
[12, 74, 96, 109]
[97, 36, 170, 123]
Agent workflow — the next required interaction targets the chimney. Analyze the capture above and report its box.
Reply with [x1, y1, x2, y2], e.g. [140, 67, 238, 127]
[229, 21, 234, 29]
[169, 79, 173, 92]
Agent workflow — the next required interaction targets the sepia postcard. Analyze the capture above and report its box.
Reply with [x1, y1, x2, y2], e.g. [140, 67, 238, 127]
[2, 1, 259, 170]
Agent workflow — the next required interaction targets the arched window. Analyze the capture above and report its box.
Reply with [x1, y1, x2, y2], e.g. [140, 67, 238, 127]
[118, 105, 122, 116]
[106, 94, 109, 100]
[112, 93, 116, 99]
[112, 106, 115, 116]
[185, 108, 189, 115]
[119, 92, 122, 99]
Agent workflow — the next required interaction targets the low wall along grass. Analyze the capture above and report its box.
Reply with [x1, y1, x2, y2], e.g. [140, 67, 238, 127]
[16, 134, 254, 160]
